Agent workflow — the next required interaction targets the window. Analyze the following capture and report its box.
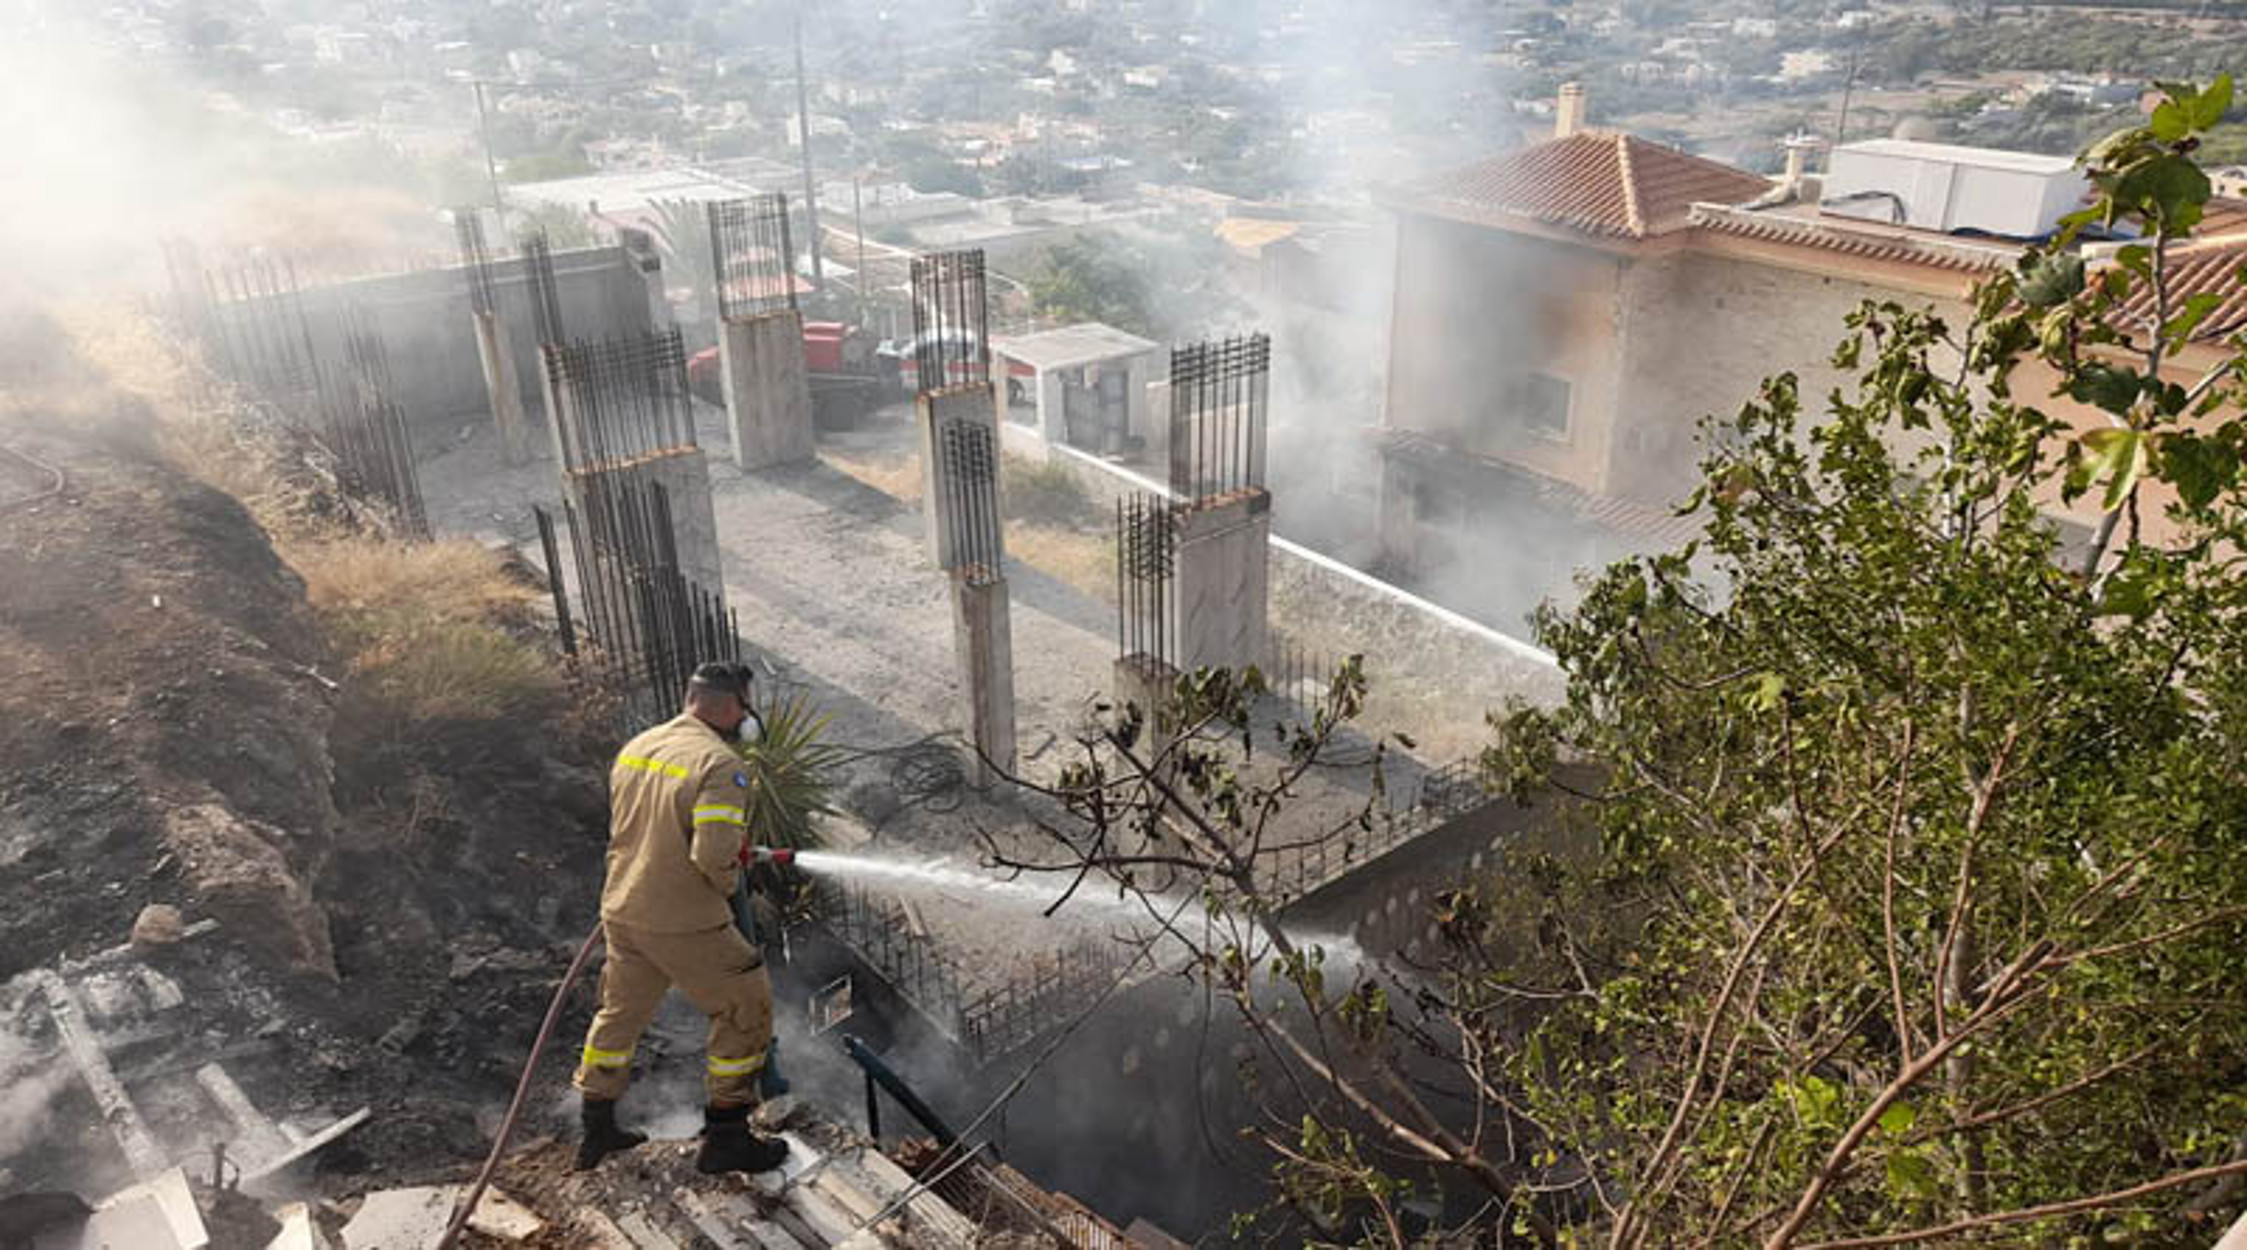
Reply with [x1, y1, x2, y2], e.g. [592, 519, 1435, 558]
[1504, 371, 1571, 440]
[1411, 476, 1458, 527]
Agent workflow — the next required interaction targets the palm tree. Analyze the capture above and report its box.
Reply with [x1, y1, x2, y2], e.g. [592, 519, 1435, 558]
[644, 198, 718, 328]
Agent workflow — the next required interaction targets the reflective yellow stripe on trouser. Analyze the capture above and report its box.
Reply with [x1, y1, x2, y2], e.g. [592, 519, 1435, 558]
[581, 1044, 632, 1070]
[708, 1052, 765, 1079]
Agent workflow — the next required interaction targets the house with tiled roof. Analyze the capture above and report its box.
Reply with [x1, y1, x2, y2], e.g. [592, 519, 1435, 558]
[1362, 85, 2247, 621]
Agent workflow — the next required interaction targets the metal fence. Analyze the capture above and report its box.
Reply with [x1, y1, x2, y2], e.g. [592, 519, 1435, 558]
[1167, 332, 1271, 504]
[1266, 757, 1488, 904]
[811, 875, 1125, 1066]
[909, 249, 990, 395]
[709, 193, 797, 322]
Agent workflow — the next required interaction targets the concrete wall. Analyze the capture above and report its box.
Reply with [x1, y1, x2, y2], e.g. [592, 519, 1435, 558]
[292, 246, 657, 437]
[1381, 214, 1625, 496]
[994, 433, 1564, 708]
[1609, 250, 1965, 505]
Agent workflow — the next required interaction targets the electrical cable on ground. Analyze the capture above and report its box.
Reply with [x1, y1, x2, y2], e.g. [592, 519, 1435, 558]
[0, 443, 66, 513]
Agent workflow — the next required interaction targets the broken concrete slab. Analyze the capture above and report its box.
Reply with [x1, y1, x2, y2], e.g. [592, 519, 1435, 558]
[31, 1193, 179, 1250]
[195, 1063, 291, 1168]
[261, 1204, 324, 1250]
[103, 1168, 205, 1250]
[463, 1188, 543, 1242]
[32, 971, 167, 1180]
[243, 1107, 370, 1188]
[338, 1185, 455, 1250]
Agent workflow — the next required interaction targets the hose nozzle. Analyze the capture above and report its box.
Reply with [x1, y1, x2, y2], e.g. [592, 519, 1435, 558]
[749, 847, 796, 867]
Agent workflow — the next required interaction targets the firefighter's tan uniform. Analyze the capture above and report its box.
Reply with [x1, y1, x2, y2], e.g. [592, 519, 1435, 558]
[573, 713, 773, 1108]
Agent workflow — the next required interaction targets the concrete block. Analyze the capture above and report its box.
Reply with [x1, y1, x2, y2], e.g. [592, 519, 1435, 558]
[473, 311, 531, 465]
[721, 311, 816, 470]
[949, 575, 1017, 789]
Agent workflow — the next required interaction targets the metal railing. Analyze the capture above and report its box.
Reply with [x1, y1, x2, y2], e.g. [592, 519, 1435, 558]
[1266, 757, 1487, 905]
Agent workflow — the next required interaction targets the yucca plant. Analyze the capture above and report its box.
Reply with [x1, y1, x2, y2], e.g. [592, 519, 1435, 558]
[732, 691, 845, 850]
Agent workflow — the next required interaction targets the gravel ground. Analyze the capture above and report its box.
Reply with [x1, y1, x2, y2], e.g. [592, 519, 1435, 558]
[417, 398, 1439, 1002]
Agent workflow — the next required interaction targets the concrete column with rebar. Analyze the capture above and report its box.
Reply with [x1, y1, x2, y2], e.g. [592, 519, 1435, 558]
[474, 310, 530, 464]
[720, 310, 815, 470]
[1173, 490, 1272, 675]
[917, 386, 1000, 567]
[951, 574, 1016, 789]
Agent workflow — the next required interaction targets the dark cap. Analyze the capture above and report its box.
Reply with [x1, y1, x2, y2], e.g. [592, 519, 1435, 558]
[687, 661, 754, 702]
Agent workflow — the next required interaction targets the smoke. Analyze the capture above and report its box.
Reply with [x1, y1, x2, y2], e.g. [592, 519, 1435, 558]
[0, 1030, 74, 1169]
[0, 7, 448, 315]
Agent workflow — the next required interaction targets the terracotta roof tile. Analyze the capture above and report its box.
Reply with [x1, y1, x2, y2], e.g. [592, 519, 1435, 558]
[1382, 132, 1771, 240]
[2110, 235, 2247, 345]
[1686, 203, 2017, 273]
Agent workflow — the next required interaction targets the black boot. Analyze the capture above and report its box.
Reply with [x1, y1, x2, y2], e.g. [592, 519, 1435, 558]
[695, 1103, 789, 1175]
[574, 1097, 647, 1171]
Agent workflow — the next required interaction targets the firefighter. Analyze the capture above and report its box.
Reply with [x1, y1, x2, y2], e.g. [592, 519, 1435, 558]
[572, 661, 790, 1175]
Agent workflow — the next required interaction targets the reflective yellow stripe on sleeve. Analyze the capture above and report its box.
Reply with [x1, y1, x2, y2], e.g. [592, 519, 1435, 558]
[692, 804, 747, 826]
[707, 1052, 765, 1077]
[581, 1044, 633, 1070]
[617, 755, 690, 779]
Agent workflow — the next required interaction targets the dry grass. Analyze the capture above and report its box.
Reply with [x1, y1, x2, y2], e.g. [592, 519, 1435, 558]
[1005, 520, 1115, 603]
[824, 448, 924, 503]
[291, 536, 539, 634]
[1002, 453, 1092, 527]
[293, 537, 565, 779]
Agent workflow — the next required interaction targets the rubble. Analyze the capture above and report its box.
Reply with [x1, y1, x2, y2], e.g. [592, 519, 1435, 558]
[131, 905, 187, 951]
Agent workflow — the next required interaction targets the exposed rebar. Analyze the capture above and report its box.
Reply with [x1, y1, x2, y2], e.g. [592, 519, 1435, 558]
[909, 250, 990, 395]
[709, 193, 798, 323]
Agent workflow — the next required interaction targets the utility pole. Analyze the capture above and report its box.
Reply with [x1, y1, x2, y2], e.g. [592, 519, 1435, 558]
[795, 10, 825, 291]
[474, 80, 506, 223]
[852, 175, 868, 308]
